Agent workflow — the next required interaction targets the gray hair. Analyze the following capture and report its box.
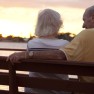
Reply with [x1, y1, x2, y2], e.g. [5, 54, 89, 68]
[85, 5, 94, 17]
[35, 9, 62, 37]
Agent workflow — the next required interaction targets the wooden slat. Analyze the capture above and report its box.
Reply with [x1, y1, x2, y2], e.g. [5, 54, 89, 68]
[0, 72, 9, 85]
[14, 59, 94, 76]
[0, 90, 9, 94]
[20, 59, 94, 66]
[17, 92, 35, 94]
[0, 56, 8, 70]
[0, 48, 26, 51]
[0, 63, 8, 70]
[16, 76, 94, 93]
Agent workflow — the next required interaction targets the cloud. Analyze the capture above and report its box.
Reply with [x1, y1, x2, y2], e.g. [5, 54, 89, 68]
[0, 0, 93, 9]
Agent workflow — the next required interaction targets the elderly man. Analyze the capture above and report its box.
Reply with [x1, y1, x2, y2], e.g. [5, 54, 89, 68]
[7, 5, 94, 83]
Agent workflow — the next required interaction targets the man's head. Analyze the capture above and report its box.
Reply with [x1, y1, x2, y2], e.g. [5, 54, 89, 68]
[83, 5, 94, 29]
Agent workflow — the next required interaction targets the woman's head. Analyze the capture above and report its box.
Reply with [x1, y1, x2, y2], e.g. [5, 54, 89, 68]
[35, 9, 62, 37]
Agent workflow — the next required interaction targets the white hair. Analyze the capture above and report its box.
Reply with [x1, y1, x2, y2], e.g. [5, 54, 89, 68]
[35, 9, 62, 37]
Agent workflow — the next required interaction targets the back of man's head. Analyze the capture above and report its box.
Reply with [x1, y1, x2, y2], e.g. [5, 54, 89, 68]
[85, 5, 94, 17]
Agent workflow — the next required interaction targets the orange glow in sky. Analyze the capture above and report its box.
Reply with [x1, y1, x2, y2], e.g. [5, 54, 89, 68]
[1, 0, 90, 39]
[0, 0, 93, 38]
[0, 7, 39, 38]
[0, 6, 84, 38]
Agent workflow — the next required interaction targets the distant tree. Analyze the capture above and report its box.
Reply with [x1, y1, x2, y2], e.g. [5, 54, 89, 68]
[57, 32, 76, 41]
[5, 35, 25, 42]
[12, 37, 25, 42]
[0, 34, 2, 38]
[6, 35, 13, 40]
[0, 34, 3, 41]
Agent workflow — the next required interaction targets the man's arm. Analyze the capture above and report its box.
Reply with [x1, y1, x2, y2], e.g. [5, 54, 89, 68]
[7, 49, 66, 63]
[32, 49, 67, 60]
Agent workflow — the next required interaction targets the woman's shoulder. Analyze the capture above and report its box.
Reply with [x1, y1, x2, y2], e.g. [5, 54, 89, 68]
[57, 39, 69, 43]
[28, 38, 40, 43]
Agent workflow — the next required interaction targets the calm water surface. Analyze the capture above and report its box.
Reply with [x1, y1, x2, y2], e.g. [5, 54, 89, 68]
[0, 42, 27, 56]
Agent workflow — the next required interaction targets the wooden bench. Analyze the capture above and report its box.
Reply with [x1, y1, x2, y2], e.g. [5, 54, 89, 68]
[0, 53, 94, 94]
[8, 59, 94, 94]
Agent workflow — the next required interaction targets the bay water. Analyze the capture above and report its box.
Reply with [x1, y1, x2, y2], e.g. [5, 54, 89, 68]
[0, 42, 27, 56]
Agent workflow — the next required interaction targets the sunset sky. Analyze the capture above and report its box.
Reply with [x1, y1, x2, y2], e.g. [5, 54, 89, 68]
[0, 0, 93, 38]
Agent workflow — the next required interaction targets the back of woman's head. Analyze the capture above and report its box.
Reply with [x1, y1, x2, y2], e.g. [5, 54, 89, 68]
[35, 9, 62, 37]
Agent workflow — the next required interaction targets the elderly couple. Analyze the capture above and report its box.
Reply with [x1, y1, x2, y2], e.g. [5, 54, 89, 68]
[7, 5, 94, 94]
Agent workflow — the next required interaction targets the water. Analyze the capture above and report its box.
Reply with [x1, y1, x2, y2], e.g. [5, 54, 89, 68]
[0, 42, 27, 56]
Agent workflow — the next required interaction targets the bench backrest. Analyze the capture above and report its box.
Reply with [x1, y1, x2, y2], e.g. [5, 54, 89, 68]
[9, 59, 94, 94]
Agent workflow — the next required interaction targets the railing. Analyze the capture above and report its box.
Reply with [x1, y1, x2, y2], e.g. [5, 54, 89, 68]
[0, 48, 26, 51]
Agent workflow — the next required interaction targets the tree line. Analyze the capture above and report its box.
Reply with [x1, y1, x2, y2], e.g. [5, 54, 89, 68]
[0, 32, 76, 42]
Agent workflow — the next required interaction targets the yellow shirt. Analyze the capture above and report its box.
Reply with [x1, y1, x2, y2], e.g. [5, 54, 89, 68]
[61, 28, 94, 62]
[60, 28, 94, 82]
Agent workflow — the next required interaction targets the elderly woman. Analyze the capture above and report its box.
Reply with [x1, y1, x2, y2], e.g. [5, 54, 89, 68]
[25, 9, 70, 94]
[27, 9, 69, 49]
[8, 9, 70, 94]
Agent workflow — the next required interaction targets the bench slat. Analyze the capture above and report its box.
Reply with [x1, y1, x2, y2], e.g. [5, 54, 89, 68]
[16, 76, 94, 93]
[0, 90, 9, 94]
[0, 73, 9, 85]
[14, 60, 94, 76]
